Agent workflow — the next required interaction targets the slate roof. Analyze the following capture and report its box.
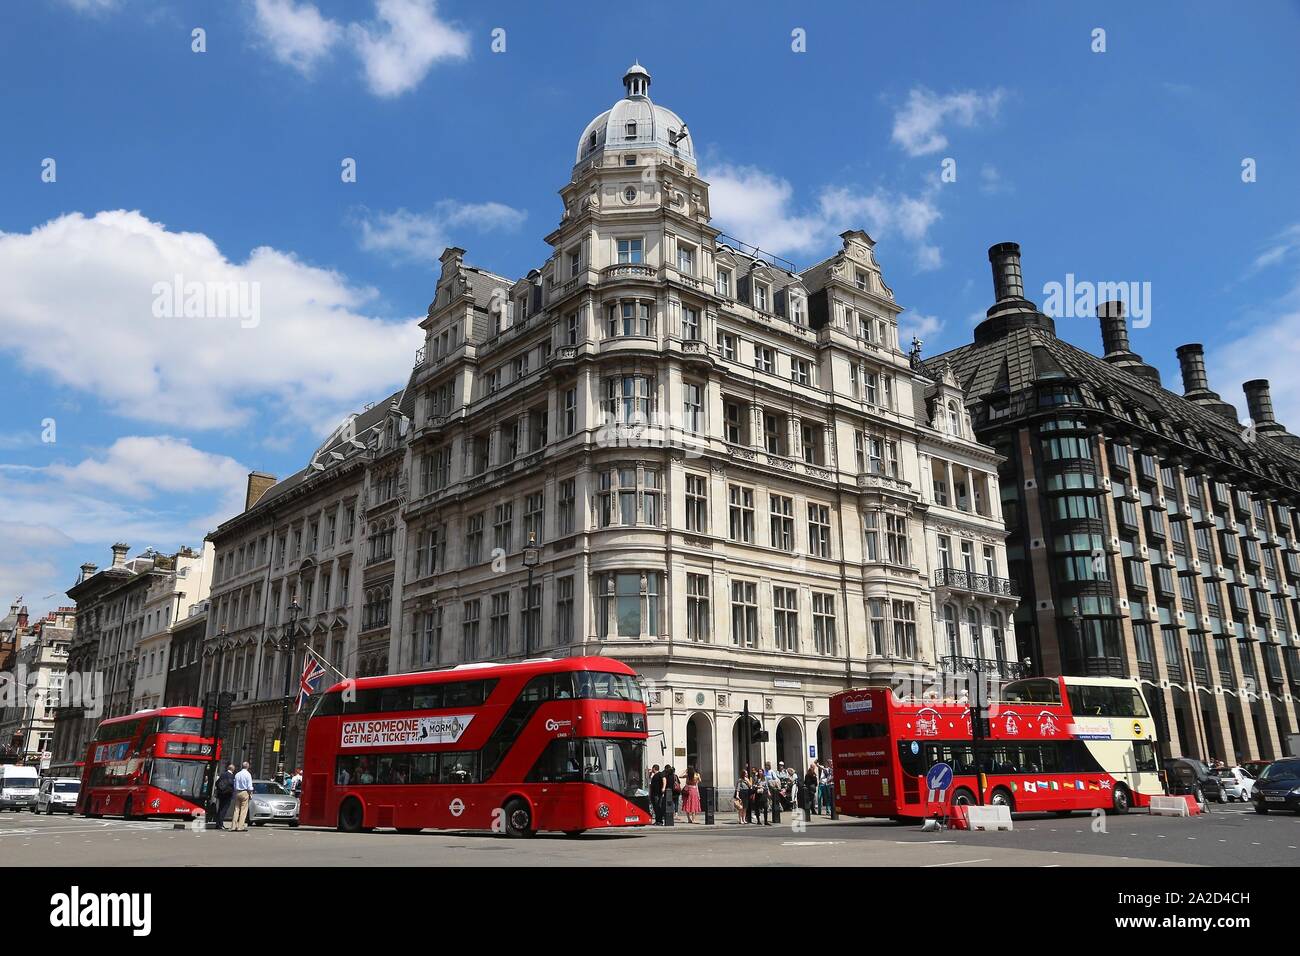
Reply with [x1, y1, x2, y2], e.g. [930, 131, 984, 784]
[927, 324, 1300, 488]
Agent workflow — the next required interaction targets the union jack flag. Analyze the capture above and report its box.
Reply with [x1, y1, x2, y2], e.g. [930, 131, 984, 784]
[297, 650, 328, 713]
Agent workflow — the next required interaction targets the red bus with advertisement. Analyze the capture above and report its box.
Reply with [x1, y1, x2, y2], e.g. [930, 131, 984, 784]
[831, 675, 1162, 818]
[78, 706, 218, 819]
[300, 656, 651, 836]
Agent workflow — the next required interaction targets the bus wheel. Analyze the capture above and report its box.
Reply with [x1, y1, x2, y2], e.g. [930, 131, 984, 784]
[337, 798, 368, 833]
[950, 788, 975, 808]
[989, 788, 1015, 812]
[1109, 785, 1131, 815]
[396, 827, 422, 834]
[502, 798, 535, 838]
[563, 830, 586, 838]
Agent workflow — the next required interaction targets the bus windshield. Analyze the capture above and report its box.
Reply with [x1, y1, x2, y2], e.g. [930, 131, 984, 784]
[529, 738, 647, 797]
[149, 759, 205, 801]
[160, 716, 204, 735]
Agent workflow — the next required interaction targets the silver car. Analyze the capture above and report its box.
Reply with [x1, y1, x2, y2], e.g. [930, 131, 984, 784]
[249, 779, 299, 826]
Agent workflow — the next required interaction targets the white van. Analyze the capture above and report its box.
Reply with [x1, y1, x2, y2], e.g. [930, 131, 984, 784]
[0, 765, 40, 811]
[35, 776, 81, 814]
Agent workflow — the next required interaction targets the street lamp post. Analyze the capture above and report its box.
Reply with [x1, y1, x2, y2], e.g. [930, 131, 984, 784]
[522, 532, 540, 656]
[274, 600, 302, 785]
[21, 690, 42, 766]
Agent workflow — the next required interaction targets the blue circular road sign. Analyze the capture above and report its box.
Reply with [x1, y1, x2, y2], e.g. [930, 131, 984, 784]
[925, 762, 953, 792]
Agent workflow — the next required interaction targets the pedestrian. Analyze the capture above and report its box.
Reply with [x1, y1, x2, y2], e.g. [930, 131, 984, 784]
[649, 765, 664, 825]
[803, 763, 818, 816]
[735, 771, 751, 825]
[290, 767, 303, 797]
[214, 763, 235, 830]
[819, 760, 834, 815]
[681, 766, 702, 824]
[659, 765, 680, 826]
[231, 761, 255, 832]
[753, 776, 771, 825]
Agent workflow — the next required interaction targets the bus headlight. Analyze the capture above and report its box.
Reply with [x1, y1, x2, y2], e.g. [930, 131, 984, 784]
[596, 803, 610, 820]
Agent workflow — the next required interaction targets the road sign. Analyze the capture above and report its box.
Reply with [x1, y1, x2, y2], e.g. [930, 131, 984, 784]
[925, 762, 953, 793]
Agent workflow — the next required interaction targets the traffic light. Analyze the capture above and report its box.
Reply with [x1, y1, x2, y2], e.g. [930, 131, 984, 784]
[753, 730, 770, 743]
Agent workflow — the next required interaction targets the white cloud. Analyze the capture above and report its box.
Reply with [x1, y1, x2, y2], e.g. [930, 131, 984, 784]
[56, 0, 118, 13]
[707, 163, 943, 271]
[249, 0, 344, 75]
[357, 201, 527, 264]
[0, 210, 421, 430]
[891, 87, 1005, 157]
[900, 311, 944, 349]
[348, 0, 471, 98]
[1213, 224, 1300, 427]
[49, 436, 250, 502]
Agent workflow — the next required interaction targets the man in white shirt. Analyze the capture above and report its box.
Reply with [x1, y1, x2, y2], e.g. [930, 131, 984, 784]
[231, 762, 255, 832]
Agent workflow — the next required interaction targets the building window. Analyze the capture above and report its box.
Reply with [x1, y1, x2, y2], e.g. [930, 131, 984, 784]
[754, 346, 775, 374]
[886, 514, 909, 565]
[563, 387, 577, 435]
[893, 601, 917, 658]
[754, 284, 768, 312]
[808, 503, 832, 558]
[863, 513, 879, 562]
[595, 466, 658, 527]
[868, 598, 887, 656]
[763, 412, 784, 455]
[812, 592, 837, 656]
[683, 382, 703, 433]
[493, 502, 513, 554]
[489, 592, 510, 657]
[602, 375, 653, 424]
[801, 423, 823, 465]
[556, 577, 574, 644]
[773, 586, 799, 652]
[685, 474, 708, 533]
[558, 479, 576, 536]
[677, 245, 695, 275]
[523, 492, 545, 545]
[791, 357, 812, 386]
[617, 238, 643, 264]
[730, 580, 758, 648]
[597, 572, 660, 639]
[723, 400, 745, 444]
[716, 268, 731, 297]
[717, 330, 737, 361]
[421, 607, 443, 665]
[728, 485, 755, 543]
[943, 604, 959, 658]
[460, 599, 480, 660]
[770, 494, 795, 550]
[686, 573, 710, 642]
[681, 305, 700, 341]
[465, 512, 484, 565]
[607, 300, 652, 337]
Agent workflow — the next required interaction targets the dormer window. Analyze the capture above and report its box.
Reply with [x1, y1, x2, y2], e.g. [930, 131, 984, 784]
[855, 270, 869, 291]
[626, 122, 637, 138]
[754, 284, 769, 312]
[589, 130, 597, 150]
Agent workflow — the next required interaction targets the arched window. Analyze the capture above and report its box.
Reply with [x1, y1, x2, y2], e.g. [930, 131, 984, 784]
[967, 607, 983, 661]
[990, 611, 1007, 669]
[947, 401, 961, 436]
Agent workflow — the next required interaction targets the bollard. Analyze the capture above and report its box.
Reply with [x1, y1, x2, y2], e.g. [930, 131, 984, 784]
[704, 786, 715, 825]
[771, 793, 781, 825]
[830, 794, 839, 820]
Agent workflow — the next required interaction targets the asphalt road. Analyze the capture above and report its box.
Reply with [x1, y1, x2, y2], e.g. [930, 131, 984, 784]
[3, 803, 1296, 866]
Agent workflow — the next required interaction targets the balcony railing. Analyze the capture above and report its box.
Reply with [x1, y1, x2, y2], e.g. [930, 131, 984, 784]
[933, 567, 1019, 597]
[940, 655, 1026, 680]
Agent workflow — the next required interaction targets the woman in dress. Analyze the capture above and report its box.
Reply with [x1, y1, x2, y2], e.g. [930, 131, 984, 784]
[680, 766, 702, 823]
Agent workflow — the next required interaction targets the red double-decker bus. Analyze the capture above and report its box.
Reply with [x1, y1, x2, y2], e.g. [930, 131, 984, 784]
[78, 706, 217, 819]
[831, 676, 1162, 819]
[300, 656, 651, 836]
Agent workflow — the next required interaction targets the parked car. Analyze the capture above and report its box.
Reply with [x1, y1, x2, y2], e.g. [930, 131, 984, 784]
[0, 765, 40, 811]
[1252, 758, 1300, 814]
[1241, 759, 1272, 778]
[1165, 758, 1224, 803]
[1213, 766, 1255, 802]
[249, 779, 299, 826]
[34, 777, 81, 814]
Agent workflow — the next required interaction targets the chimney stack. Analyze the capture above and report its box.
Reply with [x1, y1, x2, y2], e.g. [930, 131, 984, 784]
[1176, 343, 1210, 394]
[988, 242, 1025, 302]
[1243, 380, 1285, 434]
[1098, 300, 1131, 357]
[245, 471, 277, 512]
[110, 543, 129, 569]
[79, 562, 97, 583]
[1097, 301, 1160, 386]
[1173, 342, 1238, 423]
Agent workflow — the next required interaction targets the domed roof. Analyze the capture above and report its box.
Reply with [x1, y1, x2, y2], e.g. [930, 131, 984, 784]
[575, 63, 693, 166]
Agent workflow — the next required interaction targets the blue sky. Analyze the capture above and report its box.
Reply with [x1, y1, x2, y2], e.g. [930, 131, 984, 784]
[2, 0, 1300, 616]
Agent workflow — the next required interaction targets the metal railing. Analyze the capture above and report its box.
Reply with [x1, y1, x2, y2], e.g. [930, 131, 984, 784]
[939, 656, 1026, 680]
[933, 567, 1019, 597]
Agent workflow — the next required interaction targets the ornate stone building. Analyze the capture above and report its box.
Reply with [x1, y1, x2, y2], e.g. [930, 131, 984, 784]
[395, 64, 1017, 782]
[928, 242, 1300, 762]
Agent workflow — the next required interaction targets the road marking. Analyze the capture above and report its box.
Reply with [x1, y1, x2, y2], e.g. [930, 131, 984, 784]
[894, 840, 956, 845]
[781, 840, 844, 846]
[923, 858, 993, 867]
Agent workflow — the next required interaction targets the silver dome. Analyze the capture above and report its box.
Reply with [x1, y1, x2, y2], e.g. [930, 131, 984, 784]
[575, 63, 693, 166]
